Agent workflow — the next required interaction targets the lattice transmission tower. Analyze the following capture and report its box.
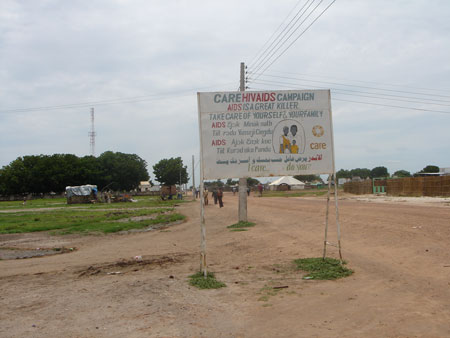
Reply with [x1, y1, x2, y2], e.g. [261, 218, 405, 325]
[88, 108, 97, 156]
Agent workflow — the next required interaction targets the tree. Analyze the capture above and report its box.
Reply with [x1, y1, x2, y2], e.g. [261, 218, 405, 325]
[349, 168, 371, 179]
[204, 179, 226, 189]
[98, 151, 149, 191]
[0, 152, 149, 195]
[293, 174, 322, 183]
[226, 178, 239, 186]
[418, 165, 439, 173]
[336, 169, 351, 179]
[393, 170, 411, 178]
[370, 166, 389, 178]
[246, 177, 260, 187]
[153, 157, 188, 186]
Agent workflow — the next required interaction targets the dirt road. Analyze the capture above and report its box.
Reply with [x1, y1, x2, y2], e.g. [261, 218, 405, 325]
[1, 194, 449, 337]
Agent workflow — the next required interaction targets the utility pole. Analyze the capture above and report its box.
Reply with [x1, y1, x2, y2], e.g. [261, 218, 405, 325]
[239, 62, 248, 222]
[179, 164, 182, 197]
[192, 155, 196, 200]
[89, 108, 96, 156]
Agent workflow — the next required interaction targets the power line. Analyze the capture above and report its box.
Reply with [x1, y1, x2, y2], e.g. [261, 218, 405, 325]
[0, 82, 235, 114]
[247, 0, 305, 68]
[250, 73, 450, 100]
[248, 79, 450, 114]
[266, 69, 450, 94]
[249, 0, 315, 71]
[332, 98, 450, 115]
[250, 0, 337, 82]
[251, 0, 323, 75]
[252, 79, 450, 106]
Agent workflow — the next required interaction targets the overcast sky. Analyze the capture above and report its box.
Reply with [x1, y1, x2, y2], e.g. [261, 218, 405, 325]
[1, 0, 449, 184]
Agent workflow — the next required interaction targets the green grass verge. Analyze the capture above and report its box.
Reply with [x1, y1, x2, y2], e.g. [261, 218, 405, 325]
[261, 189, 332, 198]
[188, 271, 226, 289]
[293, 257, 353, 280]
[0, 196, 185, 210]
[227, 221, 255, 230]
[0, 207, 185, 234]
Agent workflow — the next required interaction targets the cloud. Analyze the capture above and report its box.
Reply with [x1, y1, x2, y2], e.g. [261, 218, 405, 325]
[1, 0, 449, 184]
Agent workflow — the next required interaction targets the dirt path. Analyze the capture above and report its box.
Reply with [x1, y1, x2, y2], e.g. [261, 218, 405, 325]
[1, 194, 450, 337]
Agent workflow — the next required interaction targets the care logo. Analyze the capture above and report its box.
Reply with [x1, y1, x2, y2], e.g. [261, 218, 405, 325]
[312, 125, 324, 137]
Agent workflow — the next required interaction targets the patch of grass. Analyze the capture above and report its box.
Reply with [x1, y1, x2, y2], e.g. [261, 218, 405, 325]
[261, 188, 340, 198]
[0, 207, 184, 234]
[293, 257, 353, 280]
[0, 196, 186, 211]
[227, 221, 255, 230]
[188, 271, 226, 289]
[257, 284, 284, 304]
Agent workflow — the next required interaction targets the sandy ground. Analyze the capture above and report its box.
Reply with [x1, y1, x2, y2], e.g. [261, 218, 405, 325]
[1, 193, 450, 337]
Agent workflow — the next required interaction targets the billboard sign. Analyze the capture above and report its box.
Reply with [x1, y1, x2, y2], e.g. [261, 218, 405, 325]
[198, 89, 334, 179]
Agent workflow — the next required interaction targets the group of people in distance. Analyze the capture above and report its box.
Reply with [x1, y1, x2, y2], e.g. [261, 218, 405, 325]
[202, 183, 265, 206]
[203, 187, 223, 208]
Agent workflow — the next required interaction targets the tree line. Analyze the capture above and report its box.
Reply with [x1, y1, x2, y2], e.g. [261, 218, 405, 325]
[0, 151, 149, 195]
[336, 165, 439, 180]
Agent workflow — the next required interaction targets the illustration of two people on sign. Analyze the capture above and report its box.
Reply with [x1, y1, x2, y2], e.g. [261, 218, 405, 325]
[279, 124, 300, 154]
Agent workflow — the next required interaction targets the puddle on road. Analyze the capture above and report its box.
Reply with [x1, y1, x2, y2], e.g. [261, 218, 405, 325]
[0, 247, 75, 260]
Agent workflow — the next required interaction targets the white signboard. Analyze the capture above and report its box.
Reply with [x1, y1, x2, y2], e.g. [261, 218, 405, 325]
[198, 89, 334, 179]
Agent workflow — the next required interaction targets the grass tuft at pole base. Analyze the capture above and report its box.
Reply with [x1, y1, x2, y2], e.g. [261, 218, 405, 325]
[293, 257, 353, 280]
[227, 221, 255, 230]
[188, 271, 226, 289]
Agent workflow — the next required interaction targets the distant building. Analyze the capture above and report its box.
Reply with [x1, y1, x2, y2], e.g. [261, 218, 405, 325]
[269, 176, 305, 190]
[138, 181, 151, 192]
[439, 167, 450, 176]
[149, 185, 161, 192]
[338, 178, 351, 186]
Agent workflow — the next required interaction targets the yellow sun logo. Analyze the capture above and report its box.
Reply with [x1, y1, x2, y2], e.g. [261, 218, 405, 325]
[312, 125, 324, 137]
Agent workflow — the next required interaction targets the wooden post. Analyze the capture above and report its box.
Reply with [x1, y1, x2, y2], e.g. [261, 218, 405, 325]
[328, 91, 343, 261]
[199, 179, 207, 277]
[334, 173, 343, 261]
[238, 62, 248, 222]
[323, 174, 332, 259]
[192, 155, 196, 200]
[197, 94, 207, 277]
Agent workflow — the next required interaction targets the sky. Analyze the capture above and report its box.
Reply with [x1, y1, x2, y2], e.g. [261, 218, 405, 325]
[1, 0, 449, 185]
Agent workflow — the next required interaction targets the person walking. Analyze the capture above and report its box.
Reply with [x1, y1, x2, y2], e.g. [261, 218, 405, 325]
[212, 189, 218, 205]
[257, 183, 263, 197]
[217, 188, 224, 208]
[203, 189, 209, 205]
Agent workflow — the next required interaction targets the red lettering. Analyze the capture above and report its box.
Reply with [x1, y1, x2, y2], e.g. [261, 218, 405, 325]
[212, 122, 225, 128]
[212, 139, 226, 146]
[242, 92, 276, 102]
[227, 104, 242, 111]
